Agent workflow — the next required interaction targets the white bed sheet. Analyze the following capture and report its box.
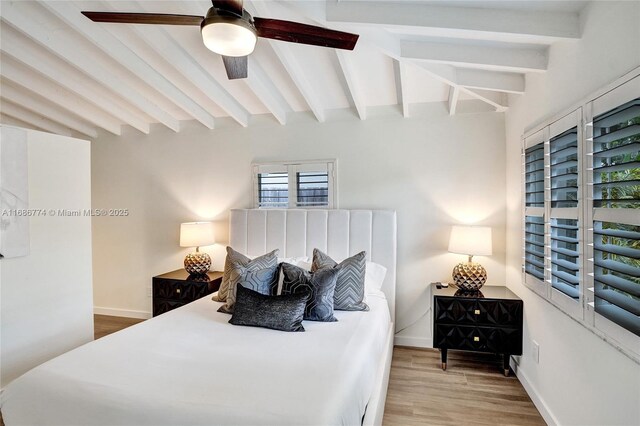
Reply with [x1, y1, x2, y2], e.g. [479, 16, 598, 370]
[1, 293, 391, 426]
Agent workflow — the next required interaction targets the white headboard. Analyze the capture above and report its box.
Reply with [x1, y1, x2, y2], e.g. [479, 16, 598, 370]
[229, 209, 397, 322]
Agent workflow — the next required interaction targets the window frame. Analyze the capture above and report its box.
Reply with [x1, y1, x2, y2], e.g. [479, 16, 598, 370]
[252, 159, 337, 209]
[521, 69, 640, 362]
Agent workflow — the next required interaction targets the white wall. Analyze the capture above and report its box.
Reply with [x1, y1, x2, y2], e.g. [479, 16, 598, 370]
[505, 2, 640, 425]
[0, 126, 93, 387]
[91, 104, 506, 344]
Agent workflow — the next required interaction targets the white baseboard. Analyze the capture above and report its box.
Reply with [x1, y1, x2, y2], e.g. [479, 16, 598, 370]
[511, 359, 559, 426]
[94, 306, 152, 319]
[394, 335, 432, 348]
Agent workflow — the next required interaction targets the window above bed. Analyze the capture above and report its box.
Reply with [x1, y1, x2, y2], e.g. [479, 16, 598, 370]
[252, 160, 337, 209]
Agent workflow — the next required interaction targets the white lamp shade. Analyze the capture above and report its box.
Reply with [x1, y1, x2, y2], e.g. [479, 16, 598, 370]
[448, 225, 492, 256]
[201, 22, 257, 56]
[180, 222, 215, 248]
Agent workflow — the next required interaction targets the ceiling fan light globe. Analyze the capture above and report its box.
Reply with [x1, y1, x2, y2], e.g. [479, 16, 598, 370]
[201, 21, 257, 57]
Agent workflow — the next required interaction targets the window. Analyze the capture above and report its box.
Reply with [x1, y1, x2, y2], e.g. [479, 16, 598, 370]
[253, 160, 336, 209]
[588, 96, 640, 338]
[522, 72, 640, 360]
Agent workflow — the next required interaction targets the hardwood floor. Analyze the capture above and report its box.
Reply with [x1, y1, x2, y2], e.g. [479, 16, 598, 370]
[94, 314, 144, 339]
[92, 316, 544, 425]
[383, 346, 545, 426]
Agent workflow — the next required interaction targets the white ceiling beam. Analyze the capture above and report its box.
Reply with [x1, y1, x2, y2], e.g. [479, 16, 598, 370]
[1, 114, 45, 133]
[336, 51, 366, 120]
[0, 3, 178, 132]
[1, 84, 98, 138]
[260, 42, 325, 122]
[417, 63, 525, 94]
[271, 0, 366, 120]
[0, 62, 122, 135]
[0, 31, 149, 134]
[336, 25, 525, 96]
[127, 24, 250, 127]
[326, 1, 581, 40]
[245, 57, 288, 125]
[402, 40, 548, 73]
[0, 101, 73, 136]
[41, 1, 215, 130]
[393, 59, 409, 118]
[448, 86, 460, 116]
[248, 1, 326, 122]
[456, 68, 525, 94]
[461, 88, 508, 112]
[415, 63, 508, 112]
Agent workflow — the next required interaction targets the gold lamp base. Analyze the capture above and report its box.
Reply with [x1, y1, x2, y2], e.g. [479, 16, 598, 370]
[184, 251, 211, 275]
[452, 260, 487, 291]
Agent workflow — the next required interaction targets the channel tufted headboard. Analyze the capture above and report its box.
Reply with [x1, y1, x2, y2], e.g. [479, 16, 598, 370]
[229, 209, 397, 322]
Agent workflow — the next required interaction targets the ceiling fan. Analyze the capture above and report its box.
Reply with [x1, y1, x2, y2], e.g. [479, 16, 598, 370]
[82, 0, 359, 80]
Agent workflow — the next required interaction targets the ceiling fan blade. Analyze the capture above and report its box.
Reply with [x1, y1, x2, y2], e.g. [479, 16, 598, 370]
[211, 0, 244, 17]
[81, 12, 203, 26]
[222, 56, 248, 79]
[254, 18, 359, 50]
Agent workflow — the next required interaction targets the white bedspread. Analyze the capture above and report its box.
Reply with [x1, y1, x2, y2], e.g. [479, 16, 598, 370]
[1, 293, 390, 426]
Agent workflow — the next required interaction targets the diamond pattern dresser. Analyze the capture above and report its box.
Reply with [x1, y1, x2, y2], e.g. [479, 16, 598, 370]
[433, 284, 523, 376]
[152, 269, 223, 316]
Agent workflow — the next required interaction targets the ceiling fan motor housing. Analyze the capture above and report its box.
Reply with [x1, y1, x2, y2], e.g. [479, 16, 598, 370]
[200, 7, 257, 57]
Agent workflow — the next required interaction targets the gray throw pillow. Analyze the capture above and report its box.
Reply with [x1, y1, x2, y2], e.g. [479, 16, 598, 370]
[212, 247, 278, 302]
[218, 265, 279, 314]
[311, 249, 369, 312]
[281, 263, 339, 322]
[229, 285, 309, 332]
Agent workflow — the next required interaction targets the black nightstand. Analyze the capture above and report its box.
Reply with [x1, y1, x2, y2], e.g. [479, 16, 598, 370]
[432, 284, 523, 376]
[152, 269, 223, 317]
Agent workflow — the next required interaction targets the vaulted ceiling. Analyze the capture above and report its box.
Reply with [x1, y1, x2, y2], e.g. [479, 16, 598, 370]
[0, 1, 589, 139]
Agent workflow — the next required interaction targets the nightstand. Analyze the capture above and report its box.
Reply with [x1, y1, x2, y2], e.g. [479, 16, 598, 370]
[432, 284, 523, 376]
[152, 269, 223, 317]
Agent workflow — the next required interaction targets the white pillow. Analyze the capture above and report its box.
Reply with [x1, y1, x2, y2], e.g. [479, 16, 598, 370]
[296, 260, 312, 271]
[365, 261, 387, 294]
[278, 256, 310, 265]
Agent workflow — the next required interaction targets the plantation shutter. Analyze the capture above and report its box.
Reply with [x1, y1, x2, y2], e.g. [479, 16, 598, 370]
[254, 165, 289, 208]
[548, 110, 583, 306]
[253, 161, 336, 209]
[523, 129, 547, 295]
[292, 162, 334, 208]
[588, 93, 640, 337]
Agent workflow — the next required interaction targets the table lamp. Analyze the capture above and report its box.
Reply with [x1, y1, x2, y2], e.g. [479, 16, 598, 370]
[448, 225, 492, 291]
[180, 222, 215, 275]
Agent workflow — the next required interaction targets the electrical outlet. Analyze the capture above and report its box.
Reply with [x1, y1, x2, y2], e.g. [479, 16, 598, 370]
[532, 340, 540, 363]
[147, 287, 152, 298]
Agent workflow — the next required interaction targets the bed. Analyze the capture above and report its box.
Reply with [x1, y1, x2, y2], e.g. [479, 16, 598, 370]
[1, 209, 397, 426]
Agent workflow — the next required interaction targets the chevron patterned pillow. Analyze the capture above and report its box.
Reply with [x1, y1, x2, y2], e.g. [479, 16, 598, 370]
[218, 265, 279, 314]
[212, 247, 278, 302]
[311, 249, 369, 312]
[281, 263, 339, 322]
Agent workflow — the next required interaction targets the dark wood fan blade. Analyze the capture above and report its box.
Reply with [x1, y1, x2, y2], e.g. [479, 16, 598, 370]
[81, 12, 203, 26]
[211, 0, 244, 16]
[222, 56, 248, 79]
[254, 18, 359, 50]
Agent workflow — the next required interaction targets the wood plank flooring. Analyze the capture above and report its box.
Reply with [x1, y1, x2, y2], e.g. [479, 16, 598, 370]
[383, 346, 545, 426]
[94, 314, 144, 339]
[90, 316, 545, 425]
